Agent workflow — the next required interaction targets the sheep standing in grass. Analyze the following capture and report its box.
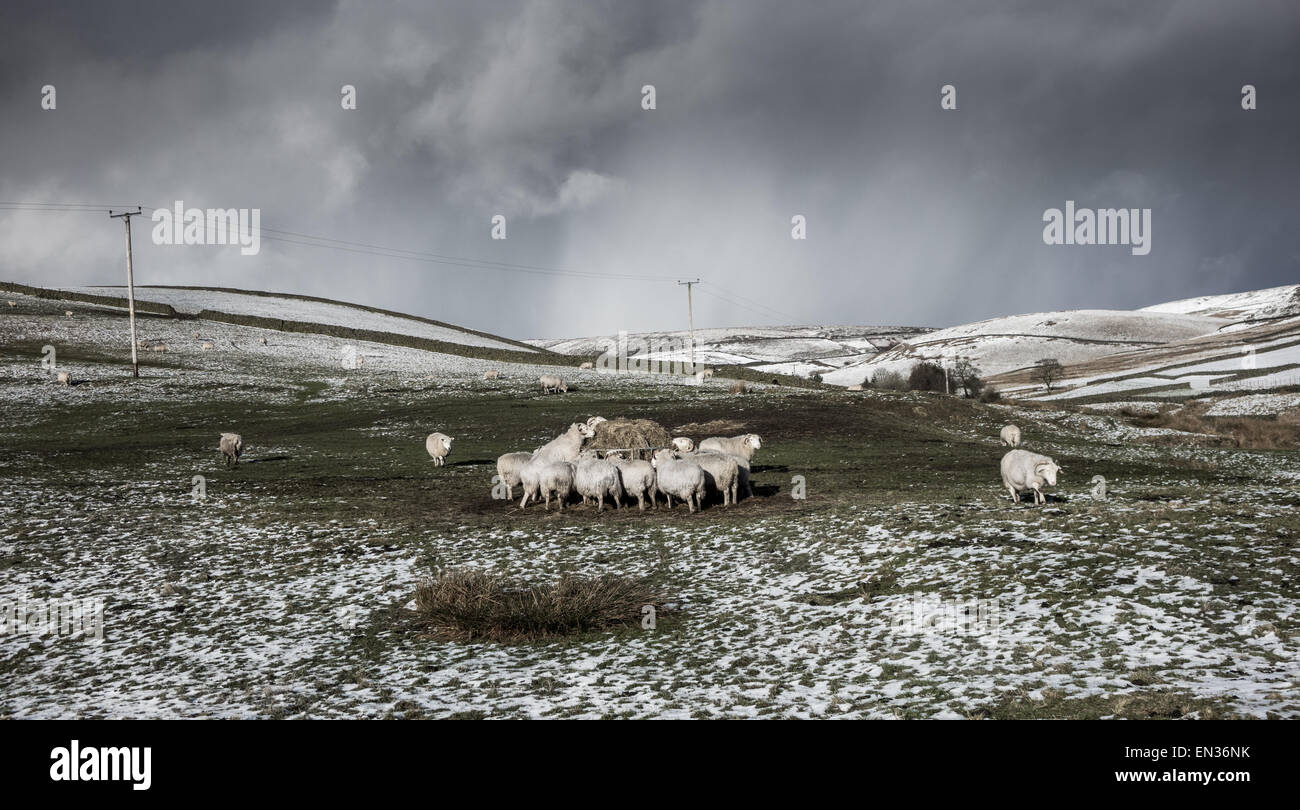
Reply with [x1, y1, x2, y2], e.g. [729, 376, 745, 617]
[150, 343, 168, 353]
[201, 341, 215, 351]
[219, 433, 243, 467]
[64, 310, 73, 318]
[495, 452, 534, 500]
[1000, 449, 1061, 505]
[699, 434, 762, 463]
[579, 361, 595, 370]
[682, 450, 740, 505]
[671, 437, 695, 453]
[519, 460, 575, 511]
[259, 337, 268, 345]
[56, 371, 71, 386]
[574, 451, 624, 511]
[6, 300, 16, 308]
[1000, 424, 1021, 447]
[533, 422, 594, 463]
[651, 449, 706, 513]
[483, 369, 500, 380]
[539, 375, 568, 394]
[606, 452, 657, 511]
[425, 432, 454, 467]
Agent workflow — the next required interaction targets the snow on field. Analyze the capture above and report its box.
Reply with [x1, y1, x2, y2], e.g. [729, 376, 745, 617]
[1142, 284, 1300, 321]
[825, 310, 1223, 387]
[67, 286, 533, 352]
[1203, 393, 1300, 417]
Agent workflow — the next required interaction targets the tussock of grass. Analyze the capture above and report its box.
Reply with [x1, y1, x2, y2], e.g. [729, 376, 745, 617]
[412, 568, 666, 642]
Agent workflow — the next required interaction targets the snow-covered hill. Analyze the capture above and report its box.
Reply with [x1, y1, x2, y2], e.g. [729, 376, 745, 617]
[1140, 284, 1300, 321]
[530, 325, 931, 377]
[822, 310, 1222, 387]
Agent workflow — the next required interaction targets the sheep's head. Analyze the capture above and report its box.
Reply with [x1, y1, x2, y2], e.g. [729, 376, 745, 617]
[445, 437, 454, 449]
[1035, 460, 1061, 486]
[651, 448, 676, 467]
[559, 382, 569, 392]
[746, 434, 762, 450]
[671, 437, 695, 452]
[586, 416, 607, 428]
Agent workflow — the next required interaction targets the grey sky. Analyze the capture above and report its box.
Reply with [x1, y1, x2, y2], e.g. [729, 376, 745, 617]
[1, 0, 1296, 339]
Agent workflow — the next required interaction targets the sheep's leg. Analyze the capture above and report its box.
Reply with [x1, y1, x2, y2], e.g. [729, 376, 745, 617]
[597, 493, 604, 512]
[665, 494, 673, 509]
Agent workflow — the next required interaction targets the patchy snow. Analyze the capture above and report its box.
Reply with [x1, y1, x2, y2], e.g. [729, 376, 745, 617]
[1142, 284, 1300, 321]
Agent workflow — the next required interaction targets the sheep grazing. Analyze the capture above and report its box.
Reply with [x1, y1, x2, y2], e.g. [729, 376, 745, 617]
[56, 371, 71, 386]
[483, 369, 500, 380]
[495, 451, 535, 499]
[1000, 424, 1022, 447]
[425, 432, 454, 467]
[539, 374, 568, 394]
[607, 453, 657, 511]
[671, 437, 695, 453]
[574, 452, 624, 511]
[1000, 449, 1061, 505]
[219, 433, 243, 467]
[699, 434, 762, 463]
[201, 341, 215, 351]
[532, 422, 594, 463]
[684, 450, 740, 505]
[651, 449, 706, 513]
[519, 460, 575, 511]
[64, 310, 73, 318]
[579, 361, 595, 370]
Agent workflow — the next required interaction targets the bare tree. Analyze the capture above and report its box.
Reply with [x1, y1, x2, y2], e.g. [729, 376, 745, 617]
[1034, 358, 1064, 392]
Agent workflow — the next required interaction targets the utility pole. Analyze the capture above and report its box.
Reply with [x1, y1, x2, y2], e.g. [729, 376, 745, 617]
[677, 279, 700, 371]
[109, 207, 142, 378]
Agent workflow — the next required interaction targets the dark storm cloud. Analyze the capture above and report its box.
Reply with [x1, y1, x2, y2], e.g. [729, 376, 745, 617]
[0, 0, 1297, 339]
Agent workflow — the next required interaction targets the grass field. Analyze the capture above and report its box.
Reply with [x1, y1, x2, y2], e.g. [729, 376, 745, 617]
[2, 292, 1298, 718]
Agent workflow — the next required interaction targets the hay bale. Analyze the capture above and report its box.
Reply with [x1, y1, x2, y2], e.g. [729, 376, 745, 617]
[585, 418, 672, 455]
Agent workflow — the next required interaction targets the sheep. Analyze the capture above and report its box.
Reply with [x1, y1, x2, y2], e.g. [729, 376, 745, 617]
[671, 437, 695, 453]
[1000, 449, 1061, 505]
[219, 433, 243, 467]
[533, 422, 594, 463]
[701, 368, 715, 378]
[847, 384, 864, 391]
[682, 450, 740, 505]
[6, 300, 16, 308]
[64, 310, 73, 318]
[193, 331, 201, 338]
[519, 460, 575, 511]
[56, 371, 71, 386]
[574, 451, 624, 511]
[699, 434, 762, 463]
[651, 449, 706, 513]
[201, 341, 215, 351]
[495, 451, 534, 499]
[578, 361, 595, 370]
[717, 450, 754, 498]
[607, 453, 657, 511]
[1000, 424, 1022, 447]
[425, 432, 453, 467]
[258, 337, 268, 345]
[483, 369, 500, 380]
[149, 343, 168, 353]
[585, 415, 607, 428]
[539, 374, 568, 394]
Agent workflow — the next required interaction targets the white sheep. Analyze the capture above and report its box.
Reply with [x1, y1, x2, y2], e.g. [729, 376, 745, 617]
[519, 460, 575, 511]
[149, 343, 168, 353]
[585, 416, 607, 428]
[671, 437, 695, 453]
[64, 310, 73, 318]
[1000, 449, 1061, 505]
[699, 434, 762, 462]
[259, 337, 268, 345]
[607, 453, 657, 511]
[532, 422, 594, 463]
[651, 449, 706, 513]
[847, 384, 864, 391]
[201, 341, 215, 351]
[483, 369, 500, 380]
[716, 450, 753, 498]
[683, 450, 740, 505]
[56, 371, 71, 386]
[574, 452, 624, 511]
[1000, 424, 1022, 447]
[6, 300, 16, 308]
[539, 374, 568, 394]
[425, 432, 453, 467]
[219, 432, 243, 467]
[578, 361, 595, 370]
[495, 451, 534, 499]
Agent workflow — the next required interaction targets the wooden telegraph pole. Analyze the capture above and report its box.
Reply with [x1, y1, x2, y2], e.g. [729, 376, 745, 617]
[109, 207, 143, 377]
[677, 279, 700, 371]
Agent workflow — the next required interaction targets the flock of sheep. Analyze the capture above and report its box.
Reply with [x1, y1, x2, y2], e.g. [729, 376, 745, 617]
[425, 416, 763, 513]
